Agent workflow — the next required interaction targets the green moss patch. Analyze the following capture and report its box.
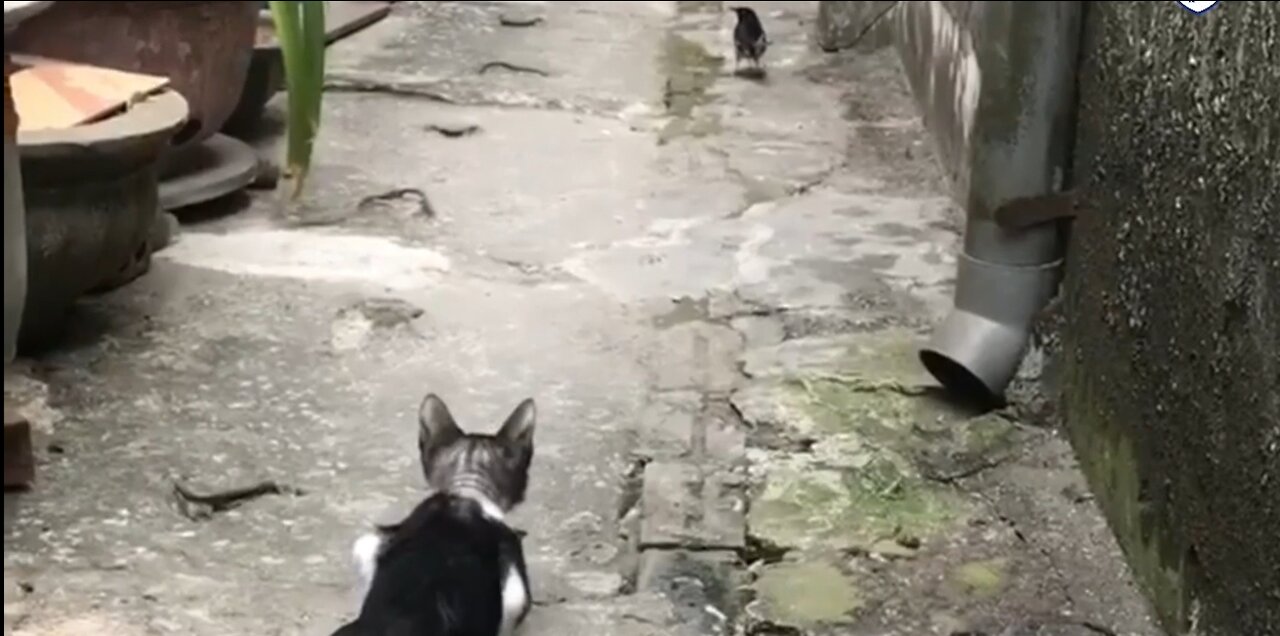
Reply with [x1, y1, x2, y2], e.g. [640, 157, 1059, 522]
[748, 456, 968, 553]
[753, 560, 864, 627]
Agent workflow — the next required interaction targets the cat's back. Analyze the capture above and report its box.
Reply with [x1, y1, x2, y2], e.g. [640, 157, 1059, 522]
[339, 493, 519, 636]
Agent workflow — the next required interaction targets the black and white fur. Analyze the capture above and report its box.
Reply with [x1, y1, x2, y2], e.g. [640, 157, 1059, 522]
[332, 394, 536, 636]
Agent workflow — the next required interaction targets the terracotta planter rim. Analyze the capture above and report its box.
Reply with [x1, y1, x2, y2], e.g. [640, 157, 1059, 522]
[17, 89, 189, 161]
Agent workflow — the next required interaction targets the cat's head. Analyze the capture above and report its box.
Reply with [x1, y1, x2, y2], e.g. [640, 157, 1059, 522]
[416, 393, 536, 514]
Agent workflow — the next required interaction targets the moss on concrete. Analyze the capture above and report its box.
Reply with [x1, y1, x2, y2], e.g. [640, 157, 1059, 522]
[752, 560, 864, 627]
[1062, 2, 1280, 634]
[787, 372, 1020, 477]
[657, 32, 723, 144]
[947, 558, 1009, 600]
[1060, 362, 1195, 631]
[786, 374, 967, 439]
[830, 327, 929, 386]
[748, 459, 965, 554]
[746, 329, 1030, 553]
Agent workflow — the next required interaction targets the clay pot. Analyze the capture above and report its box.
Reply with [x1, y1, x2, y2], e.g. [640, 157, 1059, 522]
[16, 90, 189, 352]
[6, 1, 258, 156]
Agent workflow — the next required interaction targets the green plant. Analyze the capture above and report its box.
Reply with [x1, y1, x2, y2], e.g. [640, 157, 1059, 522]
[268, 1, 326, 200]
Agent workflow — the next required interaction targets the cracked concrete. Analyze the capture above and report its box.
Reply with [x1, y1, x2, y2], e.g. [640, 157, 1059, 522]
[5, 2, 1158, 636]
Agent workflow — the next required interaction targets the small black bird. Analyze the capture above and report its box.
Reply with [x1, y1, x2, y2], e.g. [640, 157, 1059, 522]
[731, 6, 768, 71]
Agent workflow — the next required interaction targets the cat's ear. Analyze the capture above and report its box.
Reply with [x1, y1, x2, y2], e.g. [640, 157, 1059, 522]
[497, 398, 536, 452]
[418, 393, 462, 454]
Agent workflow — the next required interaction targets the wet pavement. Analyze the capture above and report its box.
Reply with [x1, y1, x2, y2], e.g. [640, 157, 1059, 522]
[5, 2, 1160, 636]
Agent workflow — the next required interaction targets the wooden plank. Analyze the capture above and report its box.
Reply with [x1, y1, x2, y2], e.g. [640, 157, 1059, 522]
[4, 404, 34, 490]
[8, 54, 170, 132]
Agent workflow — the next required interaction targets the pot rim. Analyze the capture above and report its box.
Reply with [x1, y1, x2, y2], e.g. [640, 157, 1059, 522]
[3, 1, 56, 32]
[17, 89, 190, 160]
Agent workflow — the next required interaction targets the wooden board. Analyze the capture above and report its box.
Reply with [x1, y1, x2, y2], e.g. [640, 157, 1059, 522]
[8, 54, 170, 132]
[4, 404, 34, 490]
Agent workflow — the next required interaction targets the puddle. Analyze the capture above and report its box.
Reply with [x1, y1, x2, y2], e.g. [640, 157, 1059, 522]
[727, 173, 790, 216]
[652, 295, 711, 329]
[657, 30, 725, 144]
[676, 1, 725, 15]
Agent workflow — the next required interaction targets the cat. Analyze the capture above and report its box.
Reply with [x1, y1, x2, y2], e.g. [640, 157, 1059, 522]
[332, 394, 536, 636]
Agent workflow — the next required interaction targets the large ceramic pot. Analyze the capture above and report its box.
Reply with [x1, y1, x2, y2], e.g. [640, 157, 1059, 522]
[16, 90, 188, 352]
[4, 1, 56, 364]
[6, 1, 257, 157]
[4, 56, 28, 365]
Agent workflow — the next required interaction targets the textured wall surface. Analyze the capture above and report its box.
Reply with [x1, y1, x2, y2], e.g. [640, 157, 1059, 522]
[1060, 2, 1279, 634]
[814, 0, 897, 52]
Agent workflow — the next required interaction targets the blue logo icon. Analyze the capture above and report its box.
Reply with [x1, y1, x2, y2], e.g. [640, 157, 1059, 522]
[1177, 1, 1220, 15]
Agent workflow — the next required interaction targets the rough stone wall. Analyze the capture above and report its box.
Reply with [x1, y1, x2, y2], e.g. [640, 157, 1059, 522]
[1060, 2, 1279, 635]
[818, 0, 1279, 632]
[814, 0, 897, 52]
[815, 1, 1081, 222]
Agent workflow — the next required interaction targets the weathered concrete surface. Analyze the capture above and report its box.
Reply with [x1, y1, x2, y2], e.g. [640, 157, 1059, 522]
[1060, 2, 1280, 635]
[819, 1, 1080, 220]
[734, 327, 1160, 635]
[4, 2, 1157, 635]
[814, 1, 896, 53]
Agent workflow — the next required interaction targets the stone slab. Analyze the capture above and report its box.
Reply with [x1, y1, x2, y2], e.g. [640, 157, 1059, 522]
[640, 461, 746, 551]
[636, 549, 743, 632]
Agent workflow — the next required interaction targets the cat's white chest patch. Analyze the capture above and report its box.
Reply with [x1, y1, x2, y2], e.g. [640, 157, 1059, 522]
[351, 532, 384, 601]
[499, 564, 529, 636]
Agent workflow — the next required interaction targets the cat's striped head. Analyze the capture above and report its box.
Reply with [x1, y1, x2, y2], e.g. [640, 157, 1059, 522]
[415, 394, 536, 515]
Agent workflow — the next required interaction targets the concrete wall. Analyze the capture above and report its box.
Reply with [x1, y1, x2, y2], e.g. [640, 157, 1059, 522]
[818, 2, 1084, 402]
[1060, 2, 1279, 634]
[816, 1, 1279, 633]
[818, 1, 1080, 225]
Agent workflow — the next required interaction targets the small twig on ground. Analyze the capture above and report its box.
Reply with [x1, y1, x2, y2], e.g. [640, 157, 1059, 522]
[922, 457, 1008, 484]
[423, 123, 481, 138]
[619, 612, 662, 626]
[498, 15, 544, 27]
[172, 480, 304, 521]
[357, 188, 435, 218]
[323, 77, 456, 103]
[287, 211, 349, 228]
[837, 1, 901, 52]
[477, 61, 549, 77]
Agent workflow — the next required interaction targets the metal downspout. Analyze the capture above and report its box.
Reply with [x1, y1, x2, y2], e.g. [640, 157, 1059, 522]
[917, 2, 1085, 404]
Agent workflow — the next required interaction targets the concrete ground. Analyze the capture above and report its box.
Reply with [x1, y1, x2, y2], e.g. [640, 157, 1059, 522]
[5, 2, 1162, 636]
